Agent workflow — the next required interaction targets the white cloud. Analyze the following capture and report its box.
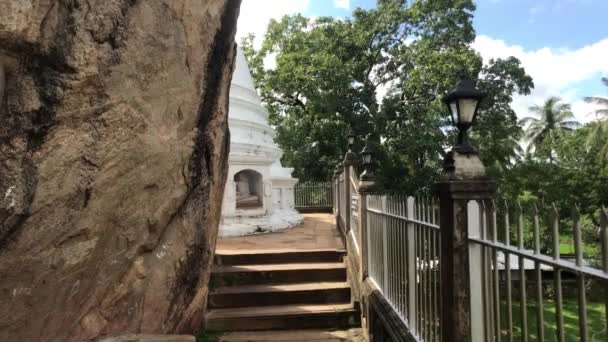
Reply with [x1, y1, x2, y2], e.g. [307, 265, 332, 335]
[472, 35, 608, 123]
[334, 0, 351, 10]
[236, 0, 311, 48]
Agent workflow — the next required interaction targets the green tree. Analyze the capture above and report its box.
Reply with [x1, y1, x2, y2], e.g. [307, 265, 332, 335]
[519, 97, 580, 163]
[501, 125, 608, 213]
[242, 0, 532, 190]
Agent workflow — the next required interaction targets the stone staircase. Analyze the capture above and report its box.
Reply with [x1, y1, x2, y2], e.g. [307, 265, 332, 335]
[206, 249, 360, 332]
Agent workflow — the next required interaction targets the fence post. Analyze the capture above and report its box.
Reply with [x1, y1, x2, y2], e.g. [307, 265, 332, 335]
[334, 168, 341, 223]
[435, 150, 495, 342]
[358, 174, 376, 280]
[343, 151, 358, 234]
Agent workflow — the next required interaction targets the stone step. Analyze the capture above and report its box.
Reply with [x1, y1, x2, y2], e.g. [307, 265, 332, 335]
[219, 328, 364, 341]
[208, 281, 351, 309]
[206, 304, 360, 332]
[214, 249, 346, 266]
[210, 262, 347, 287]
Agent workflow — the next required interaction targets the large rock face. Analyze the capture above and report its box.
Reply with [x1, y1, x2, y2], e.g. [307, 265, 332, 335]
[0, 1, 241, 341]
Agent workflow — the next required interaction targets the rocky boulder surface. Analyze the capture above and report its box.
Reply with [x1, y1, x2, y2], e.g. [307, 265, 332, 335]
[0, 1, 240, 341]
[97, 335, 195, 342]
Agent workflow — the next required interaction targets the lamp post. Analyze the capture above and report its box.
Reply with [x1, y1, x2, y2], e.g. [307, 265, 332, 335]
[359, 141, 374, 182]
[343, 129, 358, 165]
[442, 70, 485, 155]
[347, 128, 356, 152]
[436, 70, 495, 342]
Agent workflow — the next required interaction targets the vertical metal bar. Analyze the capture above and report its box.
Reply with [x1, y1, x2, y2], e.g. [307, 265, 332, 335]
[416, 198, 422, 337]
[532, 203, 544, 342]
[432, 198, 438, 342]
[394, 213, 398, 305]
[431, 200, 437, 342]
[550, 205, 564, 342]
[382, 196, 389, 291]
[306, 183, 309, 207]
[420, 198, 425, 340]
[398, 197, 403, 316]
[318, 183, 320, 207]
[365, 196, 371, 280]
[397, 196, 407, 318]
[481, 201, 493, 341]
[319, 183, 321, 207]
[469, 201, 486, 342]
[602, 206, 608, 273]
[573, 206, 588, 342]
[600, 206, 608, 340]
[421, 198, 427, 341]
[407, 196, 417, 335]
[388, 212, 393, 303]
[517, 202, 528, 342]
[491, 201, 501, 342]
[425, 199, 432, 342]
[402, 196, 407, 318]
[437, 199, 442, 341]
[503, 201, 513, 342]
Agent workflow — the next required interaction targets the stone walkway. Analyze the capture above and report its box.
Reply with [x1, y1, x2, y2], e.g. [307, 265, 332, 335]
[216, 213, 344, 253]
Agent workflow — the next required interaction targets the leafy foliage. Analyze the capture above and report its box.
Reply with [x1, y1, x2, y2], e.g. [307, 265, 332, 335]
[241, 2, 607, 252]
[242, 0, 533, 191]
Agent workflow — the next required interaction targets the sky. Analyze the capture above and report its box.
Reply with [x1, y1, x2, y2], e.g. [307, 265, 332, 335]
[236, 0, 608, 123]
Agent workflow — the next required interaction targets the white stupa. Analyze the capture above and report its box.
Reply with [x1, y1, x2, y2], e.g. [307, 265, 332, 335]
[219, 47, 303, 237]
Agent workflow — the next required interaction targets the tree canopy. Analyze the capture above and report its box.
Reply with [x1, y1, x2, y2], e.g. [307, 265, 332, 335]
[242, 0, 533, 193]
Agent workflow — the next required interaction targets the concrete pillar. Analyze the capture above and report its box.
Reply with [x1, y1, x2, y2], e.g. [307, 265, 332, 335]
[435, 150, 495, 342]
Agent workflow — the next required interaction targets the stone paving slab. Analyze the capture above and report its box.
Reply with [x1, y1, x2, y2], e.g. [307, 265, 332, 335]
[219, 328, 365, 341]
[216, 214, 344, 253]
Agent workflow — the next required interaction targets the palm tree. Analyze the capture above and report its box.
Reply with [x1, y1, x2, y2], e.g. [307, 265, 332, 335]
[583, 77, 608, 160]
[583, 77, 608, 119]
[519, 96, 580, 163]
[585, 121, 608, 160]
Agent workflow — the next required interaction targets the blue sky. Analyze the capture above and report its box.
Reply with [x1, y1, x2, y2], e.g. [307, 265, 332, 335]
[237, 0, 608, 122]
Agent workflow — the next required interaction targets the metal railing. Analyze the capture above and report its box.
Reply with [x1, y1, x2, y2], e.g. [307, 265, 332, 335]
[333, 159, 608, 342]
[469, 201, 608, 342]
[367, 195, 441, 341]
[294, 182, 333, 209]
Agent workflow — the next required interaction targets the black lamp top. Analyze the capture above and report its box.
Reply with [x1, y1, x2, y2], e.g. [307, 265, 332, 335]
[361, 142, 374, 156]
[442, 70, 484, 105]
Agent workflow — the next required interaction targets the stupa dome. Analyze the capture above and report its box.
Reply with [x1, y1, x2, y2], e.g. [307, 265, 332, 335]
[219, 46, 302, 237]
[227, 47, 283, 165]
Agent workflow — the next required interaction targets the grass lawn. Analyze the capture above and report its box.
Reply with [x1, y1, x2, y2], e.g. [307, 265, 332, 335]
[502, 299, 606, 341]
[559, 241, 598, 256]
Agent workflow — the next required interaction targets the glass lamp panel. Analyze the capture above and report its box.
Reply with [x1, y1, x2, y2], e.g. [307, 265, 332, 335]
[347, 136, 355, 145]
[449, 101, 459, 125]
[362, 154, 372, 164]
[458, 98, 478, 124]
